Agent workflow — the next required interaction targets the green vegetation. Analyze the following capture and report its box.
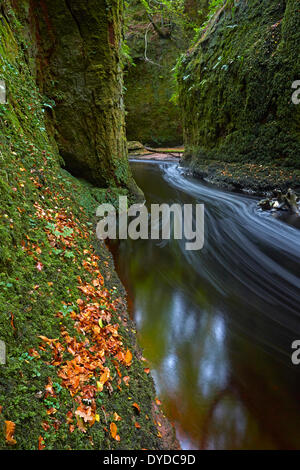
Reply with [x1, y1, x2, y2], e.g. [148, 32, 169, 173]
[124, 1, 211, 146]
[126, 0, 299, 191]
[124, 0, 185, 146]
[0, 1, 161, 450]
[178, 0, 300, 177]
[1, 0, 299, 451]
[14, 0, 141, 198]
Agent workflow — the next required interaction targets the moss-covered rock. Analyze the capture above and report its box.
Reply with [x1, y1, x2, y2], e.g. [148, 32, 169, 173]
[0, 0, 161, 450]
[179, 0, 300, 170]
[124, 1, 183, 147]
[124, 1, 211, 147]
[14, 0, 141, 198]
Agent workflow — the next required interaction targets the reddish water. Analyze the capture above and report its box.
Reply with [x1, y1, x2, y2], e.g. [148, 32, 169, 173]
[111, 161, 300, 450]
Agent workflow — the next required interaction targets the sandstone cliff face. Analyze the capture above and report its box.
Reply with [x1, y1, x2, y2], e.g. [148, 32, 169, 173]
[179, 0, 300, 169]
[15, 0, 141, 196]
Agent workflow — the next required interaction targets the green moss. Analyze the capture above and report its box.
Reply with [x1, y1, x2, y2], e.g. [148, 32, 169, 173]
[124, 0, 185, 146]
[13, 0, 141, 198]
[0, 1, 159, 450]
[179, 0, 300, 169]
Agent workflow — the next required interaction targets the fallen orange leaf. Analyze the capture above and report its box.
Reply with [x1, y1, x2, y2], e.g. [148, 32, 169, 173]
[38, 435, 45, 450]
[10, 313, 16, 331]
[132, 402, 141, 414]
[42, 421, 50, 431]
[113, 412, 122, 422]
[5, 421, 17, 445]
[97, 381, 103, 392]
[110, 422, 118, 440]
[100, 369, 110, 385]
[28, 348, 40, 358]
[123, 376, 130, 386]
[36, 262, 43, 271]
[125, 350, 132, 365]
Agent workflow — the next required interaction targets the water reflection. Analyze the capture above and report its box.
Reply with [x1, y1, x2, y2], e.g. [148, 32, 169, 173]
[112, 161, 300, 450]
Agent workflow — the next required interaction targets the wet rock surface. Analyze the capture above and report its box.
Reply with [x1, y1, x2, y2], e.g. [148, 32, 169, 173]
[179, 1, 300, 171]
[19, 0, 140, 197]
[258, 189, 299, 215]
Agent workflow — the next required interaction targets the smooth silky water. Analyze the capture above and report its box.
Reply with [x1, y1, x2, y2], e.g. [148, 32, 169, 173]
[111, 160, 300, 450]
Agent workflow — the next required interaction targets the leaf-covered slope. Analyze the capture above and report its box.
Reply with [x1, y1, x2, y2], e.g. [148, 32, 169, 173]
[0, 3, 160, 450]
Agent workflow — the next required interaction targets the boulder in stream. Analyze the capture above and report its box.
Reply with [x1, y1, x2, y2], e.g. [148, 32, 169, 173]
[258, 189, 299, 215]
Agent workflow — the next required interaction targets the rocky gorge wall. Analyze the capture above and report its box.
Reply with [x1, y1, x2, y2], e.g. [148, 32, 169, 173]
[0, 0, 164, 450]
[14, 0, 141, 196]
[124, 0, 209, 147]
[124, 1, 184, 147]
[179, 0, 300, 170]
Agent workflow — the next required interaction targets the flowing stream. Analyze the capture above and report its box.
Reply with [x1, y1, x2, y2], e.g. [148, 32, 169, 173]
[111, 160, 300, 450]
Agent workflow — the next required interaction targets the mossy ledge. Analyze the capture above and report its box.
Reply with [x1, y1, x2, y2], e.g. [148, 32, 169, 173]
[179, 0, 300, 180]
[0, 1, 168, 450]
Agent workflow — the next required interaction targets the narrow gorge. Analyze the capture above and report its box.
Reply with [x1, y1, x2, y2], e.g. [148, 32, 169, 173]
[1, 0, 300, 453]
